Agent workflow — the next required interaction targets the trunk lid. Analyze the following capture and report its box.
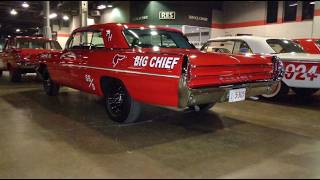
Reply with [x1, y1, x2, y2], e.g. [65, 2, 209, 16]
[187, 52, 274, 88]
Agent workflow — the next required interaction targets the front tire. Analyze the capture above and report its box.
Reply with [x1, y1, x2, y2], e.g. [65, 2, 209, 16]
[42, 68, 60, 96]
[292, 88, 319, 97]
[262, 81, 289, 99]
[104, 80, 141, 124]
[9, 68, 21, 82]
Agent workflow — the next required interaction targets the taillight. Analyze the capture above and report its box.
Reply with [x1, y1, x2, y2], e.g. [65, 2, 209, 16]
[182, 56, 192, 82]
[272, 56, 284, 81]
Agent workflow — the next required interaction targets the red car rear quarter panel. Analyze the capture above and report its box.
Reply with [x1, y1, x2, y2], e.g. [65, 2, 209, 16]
[81, 50, 183, 107]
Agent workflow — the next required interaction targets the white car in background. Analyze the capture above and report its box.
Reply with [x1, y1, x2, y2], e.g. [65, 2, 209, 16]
[201, 36, 320, 98]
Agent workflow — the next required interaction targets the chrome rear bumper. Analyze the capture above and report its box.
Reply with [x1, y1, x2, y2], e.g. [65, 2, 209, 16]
[178, 78, 278, 108]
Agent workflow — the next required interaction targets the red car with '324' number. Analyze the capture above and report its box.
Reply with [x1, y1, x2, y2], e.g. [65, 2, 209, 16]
[38, 23, 283, 123]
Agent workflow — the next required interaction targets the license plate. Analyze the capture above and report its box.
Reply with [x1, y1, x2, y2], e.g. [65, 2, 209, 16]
[228, 88, 246, 102]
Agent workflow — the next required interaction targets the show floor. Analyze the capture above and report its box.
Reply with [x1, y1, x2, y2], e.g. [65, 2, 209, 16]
[0, 73, 320, 178]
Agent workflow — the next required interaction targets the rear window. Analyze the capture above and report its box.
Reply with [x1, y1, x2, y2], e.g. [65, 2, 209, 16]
[201, 40, 252, 54]
[123, 29, 194, 49]
[315, 40, 320, 48]
[266, 39, 305, 53]
[16, 39, 62, 50]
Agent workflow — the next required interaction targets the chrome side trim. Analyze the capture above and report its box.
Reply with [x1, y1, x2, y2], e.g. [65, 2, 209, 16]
[61, 64, 180, 79]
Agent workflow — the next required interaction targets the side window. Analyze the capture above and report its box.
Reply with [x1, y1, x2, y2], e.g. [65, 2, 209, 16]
[17, 40, 30, 48]
[67, 31, 98, 50]
[161, 34, 177, 48]
[91, 31, 105, 49]
[232, 41, 252, 54]
[3, 41, 8, 50]
[202, 41, 234, 53]
[68, 32, 82, 50]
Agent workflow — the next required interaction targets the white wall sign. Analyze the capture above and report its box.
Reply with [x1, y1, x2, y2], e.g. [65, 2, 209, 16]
[188, 15, 208, 22]
[133, 16, 148, 21]
[159, 11, 175, 20]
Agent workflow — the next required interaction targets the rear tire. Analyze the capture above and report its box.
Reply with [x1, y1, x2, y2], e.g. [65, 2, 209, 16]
[262, 81, 289, 99]
[42, 68, 60, 96]
[292, 88, 319, 97]
[104, 80, 141, 124]
[189, 103, 216, 112]
[9, 68, 21, 82]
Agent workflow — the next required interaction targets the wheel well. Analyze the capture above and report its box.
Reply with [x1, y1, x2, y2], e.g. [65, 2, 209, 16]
[38, 63, 47, 76]
[100, 76, 124, 95]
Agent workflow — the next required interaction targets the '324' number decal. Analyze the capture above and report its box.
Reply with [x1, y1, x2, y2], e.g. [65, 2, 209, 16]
[285, 64, 318, 81]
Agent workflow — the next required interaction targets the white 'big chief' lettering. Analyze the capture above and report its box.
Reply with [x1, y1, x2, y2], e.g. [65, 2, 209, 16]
[134, 56, 179, 69]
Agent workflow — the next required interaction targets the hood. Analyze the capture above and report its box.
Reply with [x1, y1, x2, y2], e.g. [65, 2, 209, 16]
[276, 53, 320, 62]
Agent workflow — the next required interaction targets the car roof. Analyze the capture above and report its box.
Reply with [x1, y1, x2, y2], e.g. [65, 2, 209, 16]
[207, 36, 292, 54]
[74, 23, 182, 33]
[294, 38, 319, 41]
[14, 36, 55, 41]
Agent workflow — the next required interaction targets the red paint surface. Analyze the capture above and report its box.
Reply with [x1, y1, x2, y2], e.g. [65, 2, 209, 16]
[42, 23, 275, 107]
[294, 39, 320, 54]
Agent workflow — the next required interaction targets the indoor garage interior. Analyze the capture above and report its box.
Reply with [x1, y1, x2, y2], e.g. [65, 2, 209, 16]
[0, 1, 320, 179]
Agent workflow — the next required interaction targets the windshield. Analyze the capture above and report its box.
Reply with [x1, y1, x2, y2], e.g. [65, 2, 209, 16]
[266, 39, 305, 53]
[16, 39, 62, 50]
[123, 29, 194, 49]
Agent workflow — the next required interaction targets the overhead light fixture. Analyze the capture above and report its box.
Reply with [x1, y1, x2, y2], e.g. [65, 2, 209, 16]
[16, 29, 21, 32]
[49, 13, 57, 19]
[22, 2, 29, 8]
[310, 1, 315, 4]
[107, 4, 113, 8]
[10, 9, 18, 15]
[289, 3, 298, 7]
[97, 4, 106, 10]
[62, 15, 69, 21]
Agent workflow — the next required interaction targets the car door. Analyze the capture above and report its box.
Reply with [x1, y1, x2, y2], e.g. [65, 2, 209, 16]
[58, 31, 84, 88]
[79, 30, 109, 93]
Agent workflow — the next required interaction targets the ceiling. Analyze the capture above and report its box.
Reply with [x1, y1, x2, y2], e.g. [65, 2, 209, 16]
[0, 1, 223, 37]
[0, 1, 108, 37]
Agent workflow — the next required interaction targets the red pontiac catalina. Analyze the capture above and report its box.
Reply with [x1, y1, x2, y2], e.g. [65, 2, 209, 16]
[0, 36, 62, 82]
[294, 38, 320, 54]
[38, 23, 284, 123]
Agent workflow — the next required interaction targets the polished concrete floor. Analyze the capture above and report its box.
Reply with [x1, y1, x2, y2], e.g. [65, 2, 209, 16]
[0, 72, 320, 178]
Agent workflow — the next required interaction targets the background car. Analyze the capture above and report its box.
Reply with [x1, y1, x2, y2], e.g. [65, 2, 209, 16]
[294, 39, 320, 54]
[202, 36, 320, 99]
[0, 36, 62, 82]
